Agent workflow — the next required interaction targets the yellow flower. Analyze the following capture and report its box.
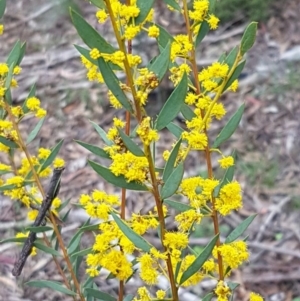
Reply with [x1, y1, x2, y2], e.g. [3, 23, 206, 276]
[215, 181, 242, 215]
[26, 97, 41, 111]
[215, 280, 231, 301]
[249, 292, 264, 301]
[52, 197, 61, 209]
[207, 14, 220, 30]
[89, 48, 101, 60]
[138, 253, 159, 284]
[79, 194, 91, 205]
[86, 268, 99, 277]
[156, 290, 166, 300]
[175, 209, 202, 231]
[0, 63, 9, 76]
[11, 106, 23, 118]
[35, 108, 47, 118]
[0, 24, 4, 35]
[13, 66, 22, 75]
[0, 87, 5, 96]
[148, 25, 159, 38]
[163, 232, 189, 250]
[0, 163, 11, 171]
[218, 156, 234, 169]
[39, 166, 52, 178]
[6, 176, 24, 187]
[28, 209, 39, 221]
[124, 25, 140, 40]
[182, 130, 208, 150]
[38, 148, 51, 159]
[228, 79, 239, 92]
[213, 241, 249, 269]
[53, 157, 65, 168]
[136, 117, 159, 146]
[96, 9, 108, 23]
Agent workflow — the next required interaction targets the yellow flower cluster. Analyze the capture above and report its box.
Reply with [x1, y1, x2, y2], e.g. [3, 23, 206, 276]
[213, 240, 249, 269]
[215, 181, 242, 216]
[80, 190, 120, 221]
[110, 151, 149, 183]
[26, 97, 47, 118]
[136, 117, 159, 146]
[85, 220, 134, 280]
[1, 148, 65, 209]
[180, 176, 219, 208]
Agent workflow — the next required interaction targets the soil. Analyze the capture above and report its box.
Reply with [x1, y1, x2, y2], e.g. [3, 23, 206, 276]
[1, 1, 300, 300]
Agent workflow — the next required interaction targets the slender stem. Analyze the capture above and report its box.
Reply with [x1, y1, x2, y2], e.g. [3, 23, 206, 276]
[4, 104, 84, 300]
[144, 145, 178, 301]
[183, 0, 224, 280]
[104, 0, 142, 122]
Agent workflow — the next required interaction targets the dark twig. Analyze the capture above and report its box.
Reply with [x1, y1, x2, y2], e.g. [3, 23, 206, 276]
[12, 167, 64, 277]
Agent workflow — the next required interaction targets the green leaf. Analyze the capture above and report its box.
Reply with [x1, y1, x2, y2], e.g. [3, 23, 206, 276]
[89, 0, 105, 9]
[33, 241, 62, 257]
[0, 0, 6, 18]
[6, 41, 21, 67]
[164, 199, 192, 212]
[135, 0, 155, 25]
[17, 42, 26, 65]
[74, 44, 122, 71]
[90, 121, 113, 146]
[196, 21, 210, 47]
[97, 57, 133, 113]
[25, 280, 77, 296]
[240, 22, 257, 56]
[67, 232, 83, 255]
[148, 41, 171, 82]
[85, 288, 116, 301]
[123, 295, 135, 301]
[0, 136, 18, 148]
[0, 237, 27, 244]
[74, 44, 97, 65]
[117, 128, 145, 157]
[22, 84, 36, 114]
[26, 117, 45, 145]
[163, 0, 181, 10]
[228, 281, 239, 291]
[39, 139, 64, 172]
[202, 293, 214, 301]
[223, 60, 246, 92]
[88, 160, 148, 191]
[163, 138, 181, 182]
[166, 122, 184, 139]
[78, 222, 101, 232]
[156, 73, 187, 130]
[71, 247, 93, 258]
[0, 184, 18, 192]
[57, 198, 72, 212]
[156, 24, 174, 48]
[213, 104, 244, 148]
[75, 140, 110, 159]
[225, 215, 257, 243]
[111, 212, 152, 252]
[70, 9, 115, 53]
[181, 103, 196, 121]
[161, 162, 184, 199]
[25, 226, 53, 233]
[179, 234, 219, 284]
[224, 46, 238, 70]
[4, 63, 15, 91]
